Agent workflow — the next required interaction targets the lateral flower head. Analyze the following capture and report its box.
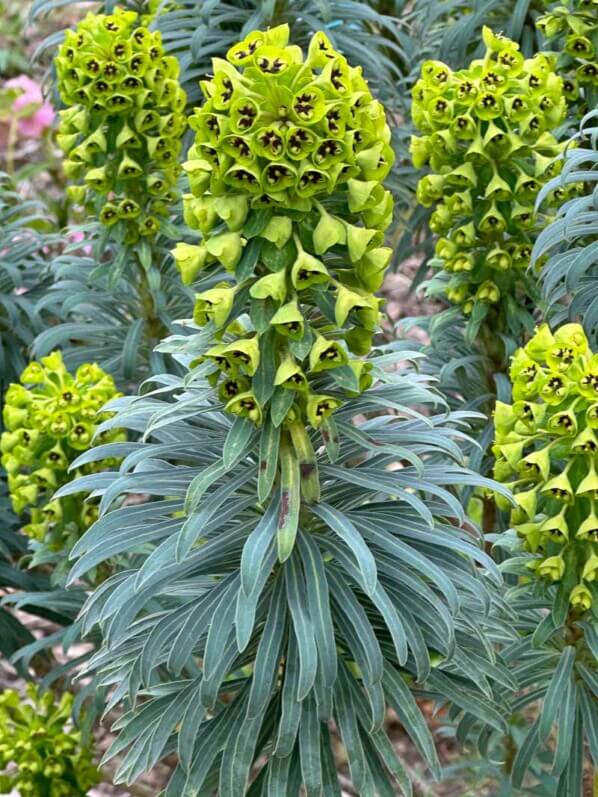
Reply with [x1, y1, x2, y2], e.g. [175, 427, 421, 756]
[55, 8, 187, 241]
[494, 323, 598, 600]
[0, 352, 124, 557]
[0, 686, 99, 796]
[411, 30, 567, 320]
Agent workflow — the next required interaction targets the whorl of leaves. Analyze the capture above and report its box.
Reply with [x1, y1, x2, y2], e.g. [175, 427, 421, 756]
[64, 352, 513, 795]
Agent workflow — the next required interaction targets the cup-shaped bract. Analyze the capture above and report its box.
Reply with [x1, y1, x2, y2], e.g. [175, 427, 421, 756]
[55, 8, 187, 242]
[411, 27, 569, 321]
[536, 0, 597, 115]
[0, 685, 99, 796]
[493, 322, 598, 610]
[177, 23, 394, 432]
[0, 351, 124, 560]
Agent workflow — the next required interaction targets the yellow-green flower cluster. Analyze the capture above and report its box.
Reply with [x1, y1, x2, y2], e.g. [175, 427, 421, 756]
[180, 23, 393, 210]
[173, 24, 394, 432]
[493, 323, 598, 611]
[0, 685, 99, 796]
[0, 352, 124, 552]
[537, 0, 597, 110]
[55, 7, 187, 243]
[411, 27, 567, 314]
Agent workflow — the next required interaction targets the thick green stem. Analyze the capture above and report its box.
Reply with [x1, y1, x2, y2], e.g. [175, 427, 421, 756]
[277, 433, 300, 562]
[135, 253, 166, 346]
[287, 420, 320, 503]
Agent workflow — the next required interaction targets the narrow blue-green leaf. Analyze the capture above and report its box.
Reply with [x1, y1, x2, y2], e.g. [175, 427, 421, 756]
[299, 694, 323, 797]
[297, 532, 337, 688]
[176, 468, 252, 562]
[177, 681, 207, 772]
[328, 569, 383, 685]
[512, 716, 541, 789]
[267, 752, 293, 795]
[247, 575, 286, 719]
[579, 685, 598, 767]
[311, 503, 377, 596]
[219, 714, 263, 797]
[258, 418, 280, 502]
[202, 577, 239, 681]
[274, 636, 302, 757]
[334, 664, 368, 792]
[539, 646, 576, 742]
[285, 554, 317, 701]
[552, 674, 577, 776]
[320, 724, 343, 796]
[240, 497, 279, 597]
[382, 664, 441, 779]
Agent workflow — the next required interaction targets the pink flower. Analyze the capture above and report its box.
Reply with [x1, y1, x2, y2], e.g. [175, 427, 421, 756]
[69, 230, 92, 256]
[3, 75, 55, 138]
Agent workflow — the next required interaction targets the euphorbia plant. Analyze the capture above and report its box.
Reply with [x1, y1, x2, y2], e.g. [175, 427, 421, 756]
[40, 7, 195, 382]
[55, 6, 187, 243]
[172, 22, 395, 557]
[493, 322, 598, 606]
[65, 24, 511, 795]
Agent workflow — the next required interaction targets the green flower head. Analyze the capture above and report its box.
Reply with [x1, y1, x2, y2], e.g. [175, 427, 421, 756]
[174, 25, 393, 435]
[0, 685, 99, 796]
[0, 352, 124, 555]
[411, 28, 567, 316]
[494, 323, 598, 601]
[55, 7, 187, 241]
